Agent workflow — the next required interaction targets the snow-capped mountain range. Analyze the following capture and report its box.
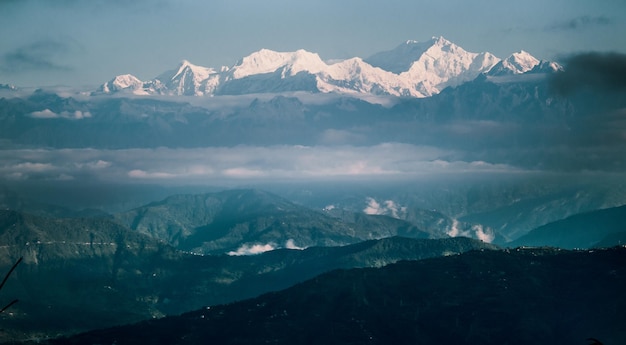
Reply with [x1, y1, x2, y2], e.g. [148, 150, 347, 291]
[97, 36, 561, 98]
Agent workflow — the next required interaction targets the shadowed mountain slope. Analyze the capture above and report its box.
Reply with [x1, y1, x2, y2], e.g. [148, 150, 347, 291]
[509, 204, 626, 249]
[48, 246, 626, 345]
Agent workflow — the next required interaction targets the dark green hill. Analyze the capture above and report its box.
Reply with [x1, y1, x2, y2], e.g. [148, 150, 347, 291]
[508, 204, 626, 249]
[114, 189, 431, 254]
[0, 209, 494, 342]
[49, 246, 626, 345]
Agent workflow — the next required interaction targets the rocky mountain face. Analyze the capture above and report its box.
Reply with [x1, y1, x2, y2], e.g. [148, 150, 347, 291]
[95, 36, 557, 98]
[46, 246, 626, 345]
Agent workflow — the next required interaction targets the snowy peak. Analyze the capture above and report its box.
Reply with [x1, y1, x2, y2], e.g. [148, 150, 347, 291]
[98, 74, 145, 94]
[155, 60, 219, 96]
[231, 49, 326, 79]
[398, 37, 501, 95]
[528, 60, 563, 74]
[487, 50, 540, 76]
[322, 57, 425, 97]
[97, 36, 559, 99]
[365, 36, 455, 74]
[167, 60, 216, 81]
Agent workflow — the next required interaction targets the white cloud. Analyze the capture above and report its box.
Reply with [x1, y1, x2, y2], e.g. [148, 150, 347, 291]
[13, 162, 55, 172]
[472, 224, 495, 243]
[29, 109, 58, 118]
[227, 239, 304, 256]
[28, 109, 92, 120]
[89, 160, 111, 169]
[447, 219, 470, 238]
[364, 197, 383, 215]
[363, 197, 407, 219]
[447, 219, 495, 243]
[227, 243, 276, 256]
[128, 169, 175, 179]
[285, 239, 305, 250]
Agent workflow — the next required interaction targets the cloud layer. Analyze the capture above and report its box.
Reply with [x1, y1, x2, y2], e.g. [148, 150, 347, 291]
[0, 144, 524, 185]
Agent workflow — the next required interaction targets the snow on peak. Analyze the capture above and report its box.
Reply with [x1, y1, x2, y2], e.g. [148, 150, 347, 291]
[364, 36, 499, 95]
[508, 50, 540, 71]
[159, 60, 215, 82]
[487, 51, 540, 76]
[366, 37, 455, 74]
[527, 60, 564, 74]
[99, 74, 144, 93]
[231, 49, 326, 79]
[154, 60, 219, 96]
[430, 35, 451, 46]
[321, 57, 426, 97]
[96, 36, 559, 99]
[113, 74, 142, 88]
[399, 37, 500, 94]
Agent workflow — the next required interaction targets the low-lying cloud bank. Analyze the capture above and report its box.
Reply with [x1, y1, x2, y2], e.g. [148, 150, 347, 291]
[0, 144, 526, 185]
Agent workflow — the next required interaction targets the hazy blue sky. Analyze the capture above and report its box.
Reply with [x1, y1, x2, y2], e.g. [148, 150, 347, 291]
[1, 0, 625, 87]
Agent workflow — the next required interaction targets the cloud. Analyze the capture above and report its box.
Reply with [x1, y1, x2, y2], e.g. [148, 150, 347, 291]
[549, 52, 626, 95]
[0, 38, 81, 74]
[0, 144, 536, 186]
[227, 243, 276, 256]
[363, 197, 407, 219]
[127, 169, 175, 179]
[29, 109, 58, 119]
[545, 15, 612, 32]
[446, 219, 495, 243]
[2, 137, 623, 186]
[472, 224, 495, 243]
[28, 109, 92, 119]
[227, 239, 304, 255]
[0, 144, 519, 184]
[285, 239, 305, 250]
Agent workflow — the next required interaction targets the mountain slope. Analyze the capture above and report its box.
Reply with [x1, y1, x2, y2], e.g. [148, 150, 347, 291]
[48, 246, 626, 345]
[0, 209, 495, 341]
[114, 189, 432, 254]
[508, 204, 626, 248]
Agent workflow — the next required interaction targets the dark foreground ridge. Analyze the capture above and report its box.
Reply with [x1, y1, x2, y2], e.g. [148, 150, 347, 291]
[0, 208, 496, 342]
[46, 246, 626, 345]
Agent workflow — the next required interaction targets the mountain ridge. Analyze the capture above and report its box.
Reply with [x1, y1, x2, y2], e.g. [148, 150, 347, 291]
[44, 246, 626, 345]
[0, 207, 498, 341]
[113, 189, 439, 255]
[95, 36, 559, 98]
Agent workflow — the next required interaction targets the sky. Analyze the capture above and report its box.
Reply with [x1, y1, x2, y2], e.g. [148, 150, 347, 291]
[1, 0, 625, 88]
